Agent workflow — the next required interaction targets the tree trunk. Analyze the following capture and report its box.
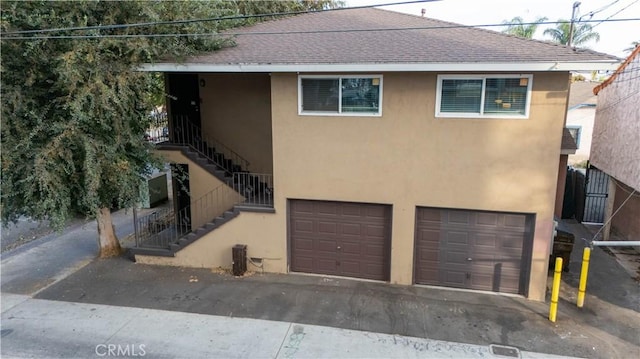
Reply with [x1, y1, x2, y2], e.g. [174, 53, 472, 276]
[96, 207, 122, 257]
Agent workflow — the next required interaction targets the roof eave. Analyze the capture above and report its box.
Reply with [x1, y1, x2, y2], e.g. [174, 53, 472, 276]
[140, 61, 621, 73]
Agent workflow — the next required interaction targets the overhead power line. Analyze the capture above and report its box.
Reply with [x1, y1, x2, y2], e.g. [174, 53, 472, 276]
[592, 0, 640, 28]
[580, 0, 620, 20]
[1, 0, 441, 36]
[3, 18, 638, 41]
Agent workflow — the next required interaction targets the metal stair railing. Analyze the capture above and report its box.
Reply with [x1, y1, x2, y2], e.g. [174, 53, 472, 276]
[134, 183, 242, 249]
[232, 172, 274, 208]
[173, 115, 250, 175]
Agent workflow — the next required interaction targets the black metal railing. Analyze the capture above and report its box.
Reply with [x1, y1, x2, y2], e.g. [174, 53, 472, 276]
[233, 172, 274, 207]
[134, 184, 241, 249]
[173, 116, 250, 175]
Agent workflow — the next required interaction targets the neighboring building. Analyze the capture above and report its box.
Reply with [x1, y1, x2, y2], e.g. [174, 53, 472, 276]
[133, 8, 619, 301]
[566, 81, 599, 165]
[591, 46, 640, 242]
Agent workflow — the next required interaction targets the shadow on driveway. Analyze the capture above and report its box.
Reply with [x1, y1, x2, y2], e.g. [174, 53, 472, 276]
[34, 254, 639, 359]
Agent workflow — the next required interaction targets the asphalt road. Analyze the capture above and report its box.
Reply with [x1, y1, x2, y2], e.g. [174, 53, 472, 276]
[0, 208, 137, 296]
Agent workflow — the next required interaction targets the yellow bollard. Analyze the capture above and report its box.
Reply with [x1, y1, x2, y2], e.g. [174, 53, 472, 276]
[549, 257, 563, 323]
[577, 247, 591, 308]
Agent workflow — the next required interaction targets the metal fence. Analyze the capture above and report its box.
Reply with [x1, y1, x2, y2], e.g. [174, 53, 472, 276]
[232, 172, 274, 207]
[134, 184, 241, 249]
[583, 164, 609, 224]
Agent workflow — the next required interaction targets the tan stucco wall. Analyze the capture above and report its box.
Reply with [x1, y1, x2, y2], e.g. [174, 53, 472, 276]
[136, 211, 285, 272]
[146, 71, 569, 302]
[199, 73, 273, 174]
[156, 149, 239, 228]
[555, 155, 569, 218]
[591, 54, 640, 191]
[269, 71, 567, 301]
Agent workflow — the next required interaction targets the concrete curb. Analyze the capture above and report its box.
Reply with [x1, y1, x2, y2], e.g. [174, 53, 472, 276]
[1, 293, 579, 359]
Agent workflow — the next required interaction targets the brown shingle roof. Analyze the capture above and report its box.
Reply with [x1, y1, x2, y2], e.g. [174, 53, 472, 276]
[186, 8, 619, 66]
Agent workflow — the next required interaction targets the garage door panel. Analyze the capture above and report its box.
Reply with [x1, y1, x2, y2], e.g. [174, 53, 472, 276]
[417, 228, 440, 243]
[363, 243, 385, 257]
[341, 242, 361, 254]
[317, 202, 338, 216]
[318, 221, 337, 235]
[443, 271, 467, 287]
[293, 219, 314, 233]
[476, 212, 499, 226]
[504, 214, 527, 229]
[292, 256, 314, 272]
[317, 238, 338, 252]
[341, 223, 362, 236]
[415, 207, 532, 295]
[417, 207, 442, 222]
[443, 250, 468, 264]
[446, 231, 470, 245]
[290, 200, 391, 281]
[317, 258, 339, 273]
[291, 200, 314, 214]
[292, 237, 314, 251]
[342, 203, 364, 216]
[366, 225, 386, 238]
[365, 205, 388, 218]
[474, 233, 498, 248]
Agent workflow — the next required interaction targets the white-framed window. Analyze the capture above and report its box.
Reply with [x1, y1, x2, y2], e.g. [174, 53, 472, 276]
[567, 125, 581, 148]
[435, 74, 533, 119]
[298, 75, 383, 116]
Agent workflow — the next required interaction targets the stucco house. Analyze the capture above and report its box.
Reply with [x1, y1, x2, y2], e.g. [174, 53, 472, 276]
[132, 8, 619, 301]
[591, 45, 640, 242]
[566, 81, 599, 165]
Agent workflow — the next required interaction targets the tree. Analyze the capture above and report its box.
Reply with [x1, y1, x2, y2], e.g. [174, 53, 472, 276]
[624, 41, 640, 53]
[1, 0, 341, 257]
[543, 20, 600, 47]
[501, 16, 548, 39]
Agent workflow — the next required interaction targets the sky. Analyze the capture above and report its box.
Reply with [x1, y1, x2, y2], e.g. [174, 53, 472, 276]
[346, 0, 640, 57]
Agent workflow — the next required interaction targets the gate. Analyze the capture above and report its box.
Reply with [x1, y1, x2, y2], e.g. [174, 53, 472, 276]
[582, 163, 609, 224]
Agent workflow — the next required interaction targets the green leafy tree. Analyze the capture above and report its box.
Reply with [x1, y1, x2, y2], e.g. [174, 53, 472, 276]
[1, 0, 341, 257]
[543, 19, 600, 47]
[501, 16, 548, 39]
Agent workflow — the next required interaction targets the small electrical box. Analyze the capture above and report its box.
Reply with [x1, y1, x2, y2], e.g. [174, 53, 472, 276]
[232, 244, 247, 276]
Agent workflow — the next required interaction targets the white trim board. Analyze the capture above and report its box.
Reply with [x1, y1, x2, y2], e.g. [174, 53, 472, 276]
[140, 61, 621, 73]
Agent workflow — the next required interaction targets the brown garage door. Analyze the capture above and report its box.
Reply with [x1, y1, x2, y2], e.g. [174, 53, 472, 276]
[414, 207, 533, 295]
[289, 200, 391, 281]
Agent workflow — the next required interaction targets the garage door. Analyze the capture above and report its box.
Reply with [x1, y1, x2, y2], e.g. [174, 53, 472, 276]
[414, 207, 533, 294]
[289, 200, 391, 281]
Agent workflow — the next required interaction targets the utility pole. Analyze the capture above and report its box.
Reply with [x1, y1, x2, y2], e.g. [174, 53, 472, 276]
[568, 1, 581, 47]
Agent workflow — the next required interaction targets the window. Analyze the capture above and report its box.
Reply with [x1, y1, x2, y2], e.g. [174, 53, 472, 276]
[567, 126, 581, 148]
[436, 75, 533, 118]
[299, 75, 382, 116]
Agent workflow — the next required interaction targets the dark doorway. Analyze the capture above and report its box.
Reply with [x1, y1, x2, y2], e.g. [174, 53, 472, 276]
[167, 73, 201, 143]
[171, 164, 191, 233]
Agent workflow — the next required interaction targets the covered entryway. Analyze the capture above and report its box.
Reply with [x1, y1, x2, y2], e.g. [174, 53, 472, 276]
[414, 207, 534, 295]
[289, 200, 391, 281]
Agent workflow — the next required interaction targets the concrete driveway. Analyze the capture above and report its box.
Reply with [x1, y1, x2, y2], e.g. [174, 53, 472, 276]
[32, 219, 639, 359]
